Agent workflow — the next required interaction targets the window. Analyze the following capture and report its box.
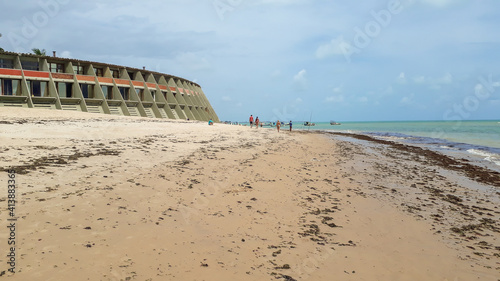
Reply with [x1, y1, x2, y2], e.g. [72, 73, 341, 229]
[28, 81, 48, 97]
[119, 87, 129, 100]
[136, 88, 144, 101]
[102, 85, 113, 99]
[162, 91, 167, 99]
[111, 69, 119, 78]
[94, 68, 103, 77]
[80, 84, 94, 99]
[1, 79, 20, 95]
[21, 61, 39, 71]
[128, 72, 135, 80]
[56, 82, 72, 98]
[150, 90, 156, 100]
[0, 59, 14, 69]
[49, 62, 64, 73]
[73, 65, 84, 75]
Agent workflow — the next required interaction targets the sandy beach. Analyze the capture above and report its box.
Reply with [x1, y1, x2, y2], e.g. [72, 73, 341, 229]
[0, 108, 498, 281]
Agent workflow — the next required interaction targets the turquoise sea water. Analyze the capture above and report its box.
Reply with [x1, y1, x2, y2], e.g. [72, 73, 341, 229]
[298, 120, 500, 149]
[243, 120, 499, 169]
[295, 120, 500, 169]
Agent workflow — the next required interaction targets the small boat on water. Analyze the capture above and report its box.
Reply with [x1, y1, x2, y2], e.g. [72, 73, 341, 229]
[330, 120, 341, 125]
[304, 121, 315, 126]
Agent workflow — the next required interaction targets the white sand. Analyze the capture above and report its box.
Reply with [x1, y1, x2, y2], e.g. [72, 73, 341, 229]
[0, 107, 498, 280]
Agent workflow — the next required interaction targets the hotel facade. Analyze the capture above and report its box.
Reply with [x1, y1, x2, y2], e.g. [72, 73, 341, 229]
[0, 51, 220, 122]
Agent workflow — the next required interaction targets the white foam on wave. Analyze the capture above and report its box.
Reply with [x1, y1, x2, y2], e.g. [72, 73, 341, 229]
[467, 149, 494, 157]
[375, 135, 407, 141]
[440, 145, 458, 150]
[467, 149, 500, 166]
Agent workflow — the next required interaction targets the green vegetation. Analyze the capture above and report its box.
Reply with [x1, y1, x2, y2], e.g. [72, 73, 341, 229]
[32, 48, 47, 56]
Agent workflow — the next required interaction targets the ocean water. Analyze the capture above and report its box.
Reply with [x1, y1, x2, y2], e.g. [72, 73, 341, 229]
[296, 120, 500, 170]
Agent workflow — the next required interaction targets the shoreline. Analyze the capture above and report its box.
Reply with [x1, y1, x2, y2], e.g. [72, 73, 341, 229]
[0, 108, 498, 280]
[324, 131, 500, 188]
[301, 128, 500, 174]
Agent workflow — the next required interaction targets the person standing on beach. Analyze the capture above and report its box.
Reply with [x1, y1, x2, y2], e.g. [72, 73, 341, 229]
[249, 115, 254, 128]
[289, 120, 292, 132]
[276, 120, 281, 132]
[255, 117, 259, 129]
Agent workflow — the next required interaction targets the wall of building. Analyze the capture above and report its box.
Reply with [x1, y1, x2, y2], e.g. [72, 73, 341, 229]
[0, 52, 220, 122]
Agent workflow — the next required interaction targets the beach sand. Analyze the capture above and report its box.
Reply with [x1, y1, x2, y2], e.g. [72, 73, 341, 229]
[0, 108, 498, 280]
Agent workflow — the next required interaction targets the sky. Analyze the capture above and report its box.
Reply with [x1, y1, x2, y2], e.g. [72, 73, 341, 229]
[0, 0, 499, 122]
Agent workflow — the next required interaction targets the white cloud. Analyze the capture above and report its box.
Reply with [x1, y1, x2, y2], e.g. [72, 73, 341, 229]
[413, 76, 426, 84]
[399, 93, 427, 109]
[293, 69, 307, 90]
[357, 97, 368, 103]
[429, 84, 442, 90]
[2, 0, 497, 121]
[325, 95, 344, 103]
[400, 96, 412, 105]
[254, 0, 307, 5]
[436, 72, 452, 84]
[60, 51, 72, 58]
[325, 86, 344, 103]
[293, 69, 306, 82]
[420, 0, 455, 7]
[398, 72, 406, 84]
[400, 94, 414, 105]
[316, 36, 349, 59]
[474, 83, 484, 92]
[174, 52, 211, 71]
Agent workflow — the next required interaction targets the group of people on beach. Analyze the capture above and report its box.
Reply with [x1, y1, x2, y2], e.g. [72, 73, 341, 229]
[249, 115, 262, 129]
[249, 115, 292, 132]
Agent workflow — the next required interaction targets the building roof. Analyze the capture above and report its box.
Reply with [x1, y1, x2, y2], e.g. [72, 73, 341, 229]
[0, 50, 200, 87]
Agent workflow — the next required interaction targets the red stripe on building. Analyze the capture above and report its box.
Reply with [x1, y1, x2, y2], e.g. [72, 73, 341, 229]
[23, 70, 50, 79]
[169, 87, 177, 92]
[76, 75, 95, 82]
[132, 81, 144, 87]
[52, 73, 74, 80]
[0, 69, 23, 76]
[146, 82, 157, 89]
[158, 85, 167, 90]
[178, 88, 185, 93]
[97, 77, 113, 84]
[115, 78, 130, 86]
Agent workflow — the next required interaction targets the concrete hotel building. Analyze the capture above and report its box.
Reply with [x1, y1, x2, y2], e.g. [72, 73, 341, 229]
[0, 51, 220, 122]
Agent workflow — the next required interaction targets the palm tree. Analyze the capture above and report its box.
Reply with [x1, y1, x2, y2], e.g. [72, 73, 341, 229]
[32, 48, 47, 56]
